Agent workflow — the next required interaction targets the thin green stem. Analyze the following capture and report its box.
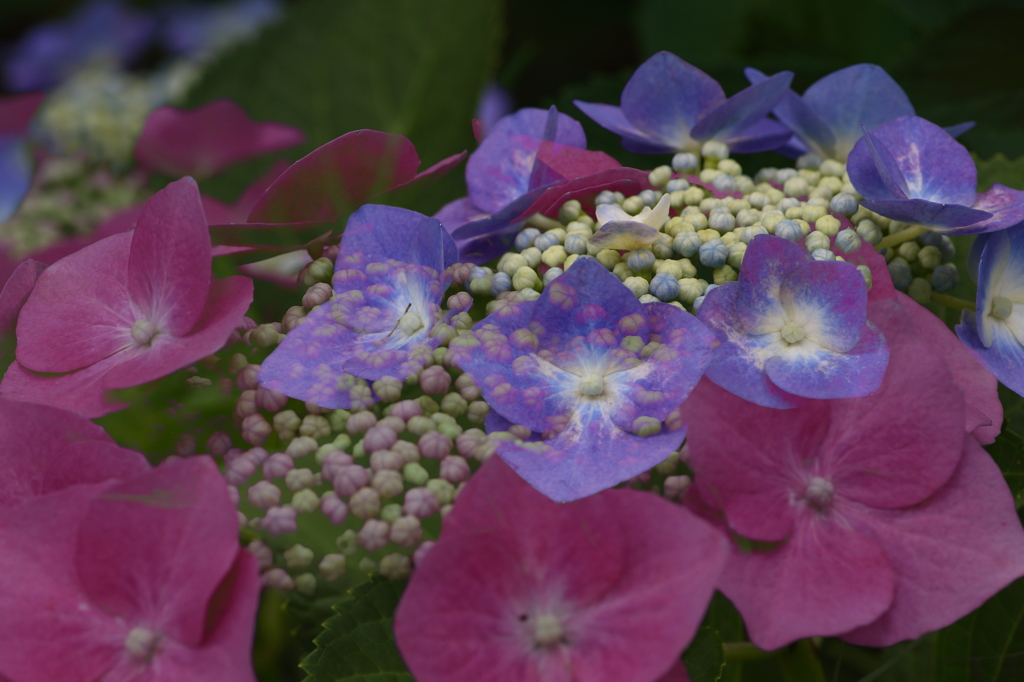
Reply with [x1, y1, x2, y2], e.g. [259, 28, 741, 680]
[875, 225, 927, 251]
[525, 213, 564, 232]
[932, 293, 976, 311]
[781, 639, 828, 682]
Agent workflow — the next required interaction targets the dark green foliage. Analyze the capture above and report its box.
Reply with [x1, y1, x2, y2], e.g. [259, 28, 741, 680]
[686, 626, 727, 682]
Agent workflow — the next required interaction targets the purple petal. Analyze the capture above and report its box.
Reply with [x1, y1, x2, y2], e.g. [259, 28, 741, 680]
[572, 100, 676, 153]
[857, 124, 910, 200]
[691, 71, 793, 143]
[744, 67, 835, 158]
[957, 312, 1024, 397]
[859, 199, 991, 230]
[780, 261, 869, 352]
[801, 64, 914, 160]
[0, 259, 46, 335]
[698, 283, 804, 409]
[724, 117, 796, 155]
[620, 52, 725, 151]
[966, 183, 1024, 233]
[497, 407, 685, 502]
[340, 205, 456, 271]
[434, 197, 490, 234]
[0, 136, 32, 222]
[465, 108, 585, 215]
[736, 235, 810, 331]
[765, 323, 888, 399]
[944, 121, 975, 138]
[532, 257, 645, 340]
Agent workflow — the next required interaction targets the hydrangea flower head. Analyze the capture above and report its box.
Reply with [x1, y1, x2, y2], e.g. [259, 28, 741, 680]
[957, 223, 1024, 396]
[395, 457, 728, 682]
[451, 257, 715, 501]
[574, 51, 793, 155]
[681, 299, 1024, 650]
[847, 115, 1024, 234]
[134, 99, 305, 179]
[0, 456, 260, 682]
[697, 234, 888, 408]
[258, 204, 459, 409]
[1, 177, 255, 417]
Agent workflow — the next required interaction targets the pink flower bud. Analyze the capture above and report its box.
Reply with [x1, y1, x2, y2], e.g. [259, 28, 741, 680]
[418, 431, 452, 460]
[302, 282, 333, 309]
[363, 425, 398, 453]
[322, 451, 354, 481]
[226, 484, 240, 505]
[248, 480, 281, 508]
[350, 487, 381, 519]
[372, 470, 404, 499]
[346, 410, 377, 435]
[285, 435, 318, 458]
[246, 447, 270, 465]
[449, 262, 474, 286]
[389, 516, 423, 548]
[176, 434, 196, 456]
[321, 492, 349, 525]
[256, 386, 289, 412]
[235, 390, 258, 418]
[378, 415, 406, 433]
[281, 305, 306, 333]
[372, 377, 403, 402]
[304, 400, 331, 415]
[418, 366, 452, 395]
[333, 465, 370, 497]
[663, 475, 692, 500]
[413, 540, 435, 565]
[370, 449, 404, 472]
[358, 519, 390, 551]
[447, 290, 473, 312]
[247, 539, 274, 569]
[455, 429, 487, 458]
[206, 431, 232, 457]
[263, 453, 294, 480]
[403, 487, 440, 518]
[241, 413, 272, 446]
[237, 316, 258, 333]
[392, 440, 420, 464]
[225, 453, 258, 485]
[223, 447, 244, 466]
[261, 567, 295, 590]
[262, 506, 298, 535]
[439, 455, 471, 483]
[236, 363, 261, 391]
[390, 399, 422, 421]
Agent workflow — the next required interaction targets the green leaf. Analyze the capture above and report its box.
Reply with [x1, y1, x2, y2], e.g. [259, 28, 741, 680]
[974, 153, 1024, 192]
[932, 576, 1024, 681]
[685, 626, 726, 682]
[184, 0, 502, 211]
[985, 426, 1024, 509]
[301, 577, 412, 682]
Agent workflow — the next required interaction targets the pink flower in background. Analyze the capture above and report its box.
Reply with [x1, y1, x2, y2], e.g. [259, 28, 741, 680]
[1, 177, 253, 417]
[134, 99, 305, 178]
[680, 299, 1024, 650]
[0, 456, 260, 682]
[394, 457, 727, 682]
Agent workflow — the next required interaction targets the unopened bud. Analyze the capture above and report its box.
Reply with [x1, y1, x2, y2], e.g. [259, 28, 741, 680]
[273, 410, 300, 440]
[426, 478, 455, 506]
[357, 518, 390, 551]
[236, 363, 261, 390]
[294, 573, 317, 597]
[418, 431, 452, 459]
[262, 506, 298, 535]
[350, 487, 382, 519]
[379, 553, 412, 580]
[303, 257, 334, 286]
[261, 568, 295, 591]
[333, 465, 371, 497]
[439, 455, 471, 483]
[319, 553, 347, 582]
[284, 544, 314, 570]
[372, 377, 403, 403]
[206, 431, 232, 457]
[247, 539, 274, 569]
[241, 414, 272, 446]
[372, 469, 404, 499]
[321, 491, 349, 524]
[256, 386, 289, 412]
[263, 453, 294, 480]
[403, 486, 440, 518]
[285, 468, 316, 491]
[281, 306, 306, 333]
[251, 323, 282, 348]
[346, 410, 377, 435]
[302, 282, 333, 309]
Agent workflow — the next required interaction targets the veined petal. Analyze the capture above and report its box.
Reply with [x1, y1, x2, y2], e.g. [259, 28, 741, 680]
[691, 71, 793, 143]
[858, 198, 991, 231]
[765, 323, 887, 400]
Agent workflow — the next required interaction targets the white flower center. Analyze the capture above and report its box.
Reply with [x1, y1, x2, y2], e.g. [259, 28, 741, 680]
[804, 476, 834, 509]
[130, 319, 159, 346]
[397, 310, 424, 337]
[532, 613, 565, 648]
[124, 626, 160, 663]
[579, 373, 605, 396]
[991, 296, 1014, 321]
[780, 321, 805, 344]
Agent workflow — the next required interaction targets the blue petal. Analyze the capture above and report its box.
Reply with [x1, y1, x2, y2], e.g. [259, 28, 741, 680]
[691, 71, 793, 143]
[957, 311, 1024, 399]
[340, 204, 457, 270]
[465, 107, 585, 215]
[859, 199, 991, 231]
[619, 51, 725, 152]
[0, 136, 33, 222]
[572, 100, 674, 153]
[735, 235, 810, 332]
[801, 64, 914, 160]
[725, 117, 798, 155]
[765, 322, 888, 399]
[858, 124, 911, 200]
[966, 184, 1024, 233]
[745, 66, 835, 159]
[945, 121, 975, 138]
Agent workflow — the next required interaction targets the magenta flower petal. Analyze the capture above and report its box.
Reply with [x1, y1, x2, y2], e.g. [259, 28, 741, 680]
[15, 232, 135, 373]
[435, 196, 490, 233]
[134, 99, 304, 178]
[0, 397, 148, 506]
[1, 357, 130, 417]
[0, 258, 45, 335]
[395, 457, 728, 682]
[0, 93, 45, 135]
[842, 438, 1024, 647]
[718, 511, 896, 650]
[128, 177, 212, 337]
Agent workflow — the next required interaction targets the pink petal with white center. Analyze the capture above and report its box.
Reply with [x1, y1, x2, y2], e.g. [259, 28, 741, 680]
[134, 100, 304, 178]
[0, 258, 45, 335]
[128, 177, 212, 337]
[395, 458, 727, 682]
[718, 510, 896, 651]
[842, 437, 1024, 647]
[0, 398, 148, 506]
[15, 232, 134, 373]
[75, 457, 242, 648]
[1, 357, 128, 418]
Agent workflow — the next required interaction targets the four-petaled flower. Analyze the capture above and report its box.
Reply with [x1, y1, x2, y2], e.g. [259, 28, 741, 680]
[697, 234, 888, 409]
[258, 204, 460, 409]
[450, 257, 715, 501]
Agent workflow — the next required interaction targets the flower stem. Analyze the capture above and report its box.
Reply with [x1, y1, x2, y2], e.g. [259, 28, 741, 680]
[525, 213, 564, 232]
[932, 293, 976, 311]
[780, 639, 827, 682]
[722, 642, 777, 661]
[875, 225, 927, 251]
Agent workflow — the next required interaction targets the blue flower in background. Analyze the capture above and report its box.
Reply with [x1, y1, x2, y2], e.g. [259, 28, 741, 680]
[160, 0, 282, 59]
[0, 136, 33, 223]
[2, 0, 155, 93]
[573, 51, 793, 155]
[474, 82, 514, 133]
[745, 64, 974, 161]
[847, 115, 1024, 234]
[957, 225, 1024, 397]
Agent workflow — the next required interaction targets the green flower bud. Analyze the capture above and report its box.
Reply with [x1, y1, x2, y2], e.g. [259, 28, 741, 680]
[898, 241, 920, 262]
[558, 199, 582, 223]
[381, 502, 403, 523]
[303, 257, 334, 286]
[541, 245, 568, 267]
[623, 276, 650, 297]
[648, 165, 673, 187]
[727, 242, 746, 268]
[682, 186, 705, 206]
[908, 277, 932, 305]
[404, 462, 430, 486]
[713, 265, 738, 285]
[621, 195, 645, 215]
[467, 400, 490, 424]
[440, 392, 468, 417]
[294, 573, 317, 597]
[284, 544, 315, 570]
[512, 266, 541, 291]
[918, 245, 942, 269]
[379, 553, 412, 581]
[520, 246, 542, 268]
[292, 489, 321, 514]
[318, 553, 347, 582]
